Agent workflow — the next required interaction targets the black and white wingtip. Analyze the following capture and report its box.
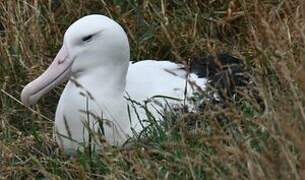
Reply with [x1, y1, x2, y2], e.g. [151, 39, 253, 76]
[190, 53, 252, 102]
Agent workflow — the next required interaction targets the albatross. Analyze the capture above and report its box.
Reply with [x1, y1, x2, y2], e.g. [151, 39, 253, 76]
[21, 14, 244, 153]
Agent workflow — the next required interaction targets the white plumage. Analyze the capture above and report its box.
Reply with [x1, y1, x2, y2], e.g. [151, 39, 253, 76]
[21, 15, 207, 152]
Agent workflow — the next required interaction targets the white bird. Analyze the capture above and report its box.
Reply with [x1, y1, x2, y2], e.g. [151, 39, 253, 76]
[20, 15, 212, 153]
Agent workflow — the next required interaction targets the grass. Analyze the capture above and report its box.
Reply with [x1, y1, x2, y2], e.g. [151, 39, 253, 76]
[1, 0, 305, 179]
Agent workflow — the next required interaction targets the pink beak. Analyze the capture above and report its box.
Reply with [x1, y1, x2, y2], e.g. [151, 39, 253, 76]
[21, 44, 73, 107]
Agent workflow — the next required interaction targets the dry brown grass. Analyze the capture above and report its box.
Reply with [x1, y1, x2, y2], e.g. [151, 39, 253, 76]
[0, 0, 305, 179]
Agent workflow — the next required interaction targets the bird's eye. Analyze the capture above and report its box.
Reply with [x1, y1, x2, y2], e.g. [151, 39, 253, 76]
[82, 35, 93, 42]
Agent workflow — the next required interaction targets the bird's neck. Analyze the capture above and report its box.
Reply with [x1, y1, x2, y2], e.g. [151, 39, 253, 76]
[59, 60, 132, 146]
[71, 61, 129, 98]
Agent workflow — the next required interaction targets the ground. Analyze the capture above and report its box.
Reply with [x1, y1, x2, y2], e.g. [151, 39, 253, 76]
[0, 1, 305, 179]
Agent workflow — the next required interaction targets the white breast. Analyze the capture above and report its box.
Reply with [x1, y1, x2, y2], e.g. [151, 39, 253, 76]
[54, 80, 131, 152]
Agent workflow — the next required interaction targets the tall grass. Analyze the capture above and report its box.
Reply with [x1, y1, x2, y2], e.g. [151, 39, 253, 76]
[0, 0, 305, 179]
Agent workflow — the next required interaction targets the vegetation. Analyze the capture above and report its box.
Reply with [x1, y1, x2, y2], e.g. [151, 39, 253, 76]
[1, 0, 305, 179]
